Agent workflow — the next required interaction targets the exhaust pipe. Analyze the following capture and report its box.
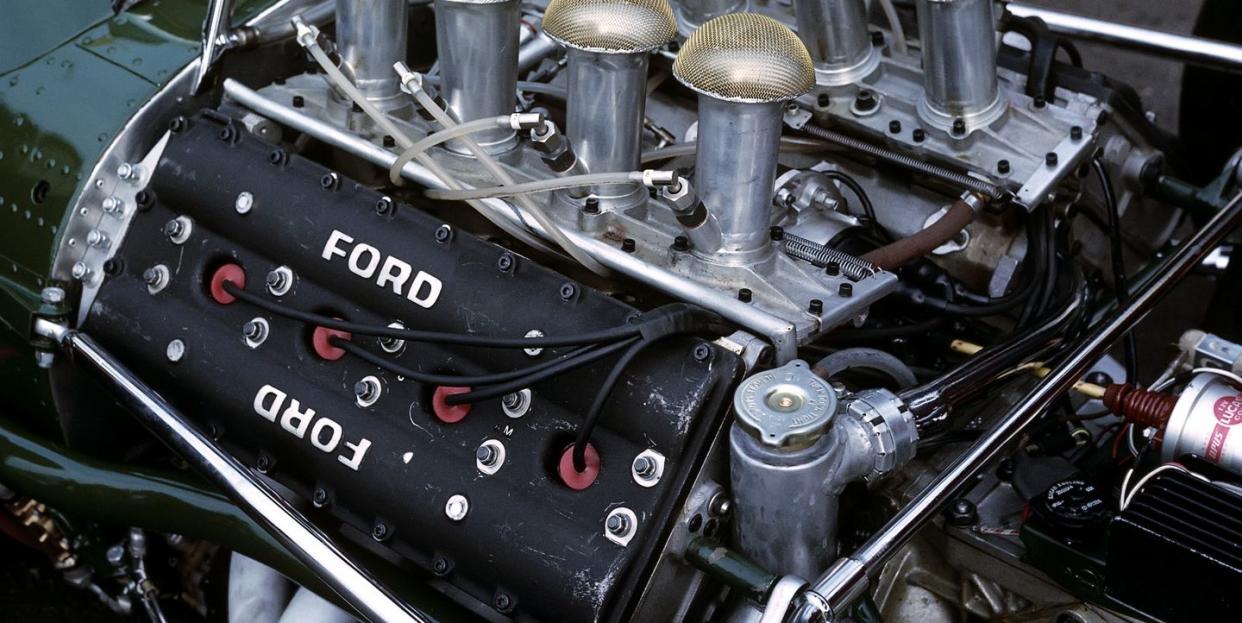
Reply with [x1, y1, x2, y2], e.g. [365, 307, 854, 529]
[434, 0, 520, 153]
[916, 0, 1004, 135]
[793, 0, 879, 87]
[542, 0, 677, 205]
[673, 13, 814, 259]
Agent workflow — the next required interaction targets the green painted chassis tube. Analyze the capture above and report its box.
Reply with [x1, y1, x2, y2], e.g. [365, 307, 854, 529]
[0, 415, 467, 622]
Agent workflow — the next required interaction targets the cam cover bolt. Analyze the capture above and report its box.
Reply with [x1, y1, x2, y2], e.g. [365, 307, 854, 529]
[243, 321, 264, 341]
[445, 494, 469, 522]
[606, 513, 630, 537]
[166, 339, 185, 363]
[476, 445, 498, 467]
[632, 456, 656, 478]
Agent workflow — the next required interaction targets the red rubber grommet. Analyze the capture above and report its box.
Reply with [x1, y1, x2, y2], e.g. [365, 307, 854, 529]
[432, 386, 473, 423]
[312, 325, 351, 361]
[210, 264, 246, 304]
[558, 443, 600, 491]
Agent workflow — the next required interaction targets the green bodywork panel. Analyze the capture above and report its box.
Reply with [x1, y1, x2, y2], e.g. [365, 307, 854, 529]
[0, 0, 267, 423]
[0, 415, 466, 621]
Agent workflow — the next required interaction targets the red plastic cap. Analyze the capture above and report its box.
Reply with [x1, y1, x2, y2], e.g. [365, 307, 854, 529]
[557, 443, 600, 491]
[210, 264, 246, 305]
[432, 386, 473, 424]
[312, 325, 351, 361]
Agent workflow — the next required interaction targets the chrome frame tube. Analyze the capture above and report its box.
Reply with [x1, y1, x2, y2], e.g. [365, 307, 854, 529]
[335, 0, 408, 104]
[793, 190, 1242, 621]
[565, 49, 649, 200]
[221, 80, 801, 360]
[695, 98, 784, 258]
[33, 321, 429, 623]
[434, 0, 520, 151]
[1006, 2, 1242, 73]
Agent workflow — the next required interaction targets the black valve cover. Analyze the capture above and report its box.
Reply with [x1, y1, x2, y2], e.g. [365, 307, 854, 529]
[84, 114, 742, 622]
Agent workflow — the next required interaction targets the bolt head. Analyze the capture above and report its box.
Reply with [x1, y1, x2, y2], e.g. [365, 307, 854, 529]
[434, 224, 452, 242]
[693, 343, 711, 362]
[497, 253, 514, 272]
[35, 351, 55, 369]
[375, 197, 394, 215]
[235, 191, 254, 214]
[312, 488, 329, 507]
[948, 498, 978, 526]
[445, 494, 469, 522]
[106, 544, 125, 566]
[606, 513, 629, 535]
[166, 339, 185, 363]
[632, 456, 655, 477]
[41, 287, 65, 305]
[71, 262, 90, 280]
[371, 522, 389, 541]
[494, 593, 512, 611]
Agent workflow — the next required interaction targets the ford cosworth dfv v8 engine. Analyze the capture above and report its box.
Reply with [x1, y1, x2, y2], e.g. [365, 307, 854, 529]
[2, 0, 1242, 621]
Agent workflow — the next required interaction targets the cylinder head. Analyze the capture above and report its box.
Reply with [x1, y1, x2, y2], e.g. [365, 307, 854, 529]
[672, 13, 814, 103]
[543, 0, 677, 54]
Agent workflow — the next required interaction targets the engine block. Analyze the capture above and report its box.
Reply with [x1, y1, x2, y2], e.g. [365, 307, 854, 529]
[83, 114, 743, 622]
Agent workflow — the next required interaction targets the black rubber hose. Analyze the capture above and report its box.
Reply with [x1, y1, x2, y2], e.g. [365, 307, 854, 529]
[572, 338, 657, 471]
[331, 337, 597, 386]
[1093, 156, 1140, 384]
[222, 281, 643, 348]
[820, 170, 887, 242]
[443, 338, 640, 405]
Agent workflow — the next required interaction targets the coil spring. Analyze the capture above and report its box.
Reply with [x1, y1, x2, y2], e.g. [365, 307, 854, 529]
[797, 122, 1009, 203]
[782, 233, 877, 281]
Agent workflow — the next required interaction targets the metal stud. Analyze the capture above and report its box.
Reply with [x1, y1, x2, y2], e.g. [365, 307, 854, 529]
[475, 439, 506, 476]
[631, 449, 666, 488]
[501, 389, 532, 418]
[604, 507, 637, 546]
